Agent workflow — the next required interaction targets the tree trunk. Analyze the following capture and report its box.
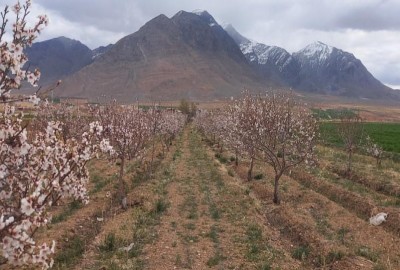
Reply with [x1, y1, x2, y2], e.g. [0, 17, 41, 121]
[235, 150, 239, 167]
[247, 157, 254, 181]
[376, 157, 381, 167]
[149, 138, 156, 177]
[273, 174, 281, 204]
[347, 150, 353, 175]
[119, 158, 127, 209]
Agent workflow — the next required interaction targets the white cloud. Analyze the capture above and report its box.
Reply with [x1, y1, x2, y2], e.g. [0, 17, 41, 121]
[385, 84, 400, 90]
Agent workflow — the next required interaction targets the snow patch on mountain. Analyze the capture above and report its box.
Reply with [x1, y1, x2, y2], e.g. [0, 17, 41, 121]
[192, 9, 207, 16]
[239, 41, 293, 68]
[296, 41, 333, 63]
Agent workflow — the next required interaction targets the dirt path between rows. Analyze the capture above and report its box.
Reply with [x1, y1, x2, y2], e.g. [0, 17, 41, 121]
[142, 126, 299, 269]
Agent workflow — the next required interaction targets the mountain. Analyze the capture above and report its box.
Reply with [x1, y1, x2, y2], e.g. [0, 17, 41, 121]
[225, 25, 397, 99]
[92, 44, 113, 60]
[292, 41, 395, 98]
[225, 24, 300, 86]
[26, 13, 397, 101]
[55, 11, 267, 102]
[25, 36, 94, 85]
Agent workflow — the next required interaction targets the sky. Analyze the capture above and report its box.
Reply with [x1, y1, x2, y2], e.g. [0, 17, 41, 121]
[2, 0, 400, 89]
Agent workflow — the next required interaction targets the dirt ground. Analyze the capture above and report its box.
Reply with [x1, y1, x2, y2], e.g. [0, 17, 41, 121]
[141, 127, 299, 270]
[8, 123, 399, 270]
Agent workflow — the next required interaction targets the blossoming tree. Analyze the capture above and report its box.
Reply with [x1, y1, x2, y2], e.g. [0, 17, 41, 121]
[0, 1, 112, 268]
[251, 92, 318, 204]
[159, 110, 185, 154]
[365, 135, 383, 166]
[96, 103, 151, 209]
[227, 92, 259, 180]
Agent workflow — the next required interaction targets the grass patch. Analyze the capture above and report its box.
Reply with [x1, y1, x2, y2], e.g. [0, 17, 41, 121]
[181, 193, 198, 220]
[209, 203, 221, 220]
[258, 264, 272, 270]
[183, 223, 196, 230]
[337, 227, 350, 245]
[155, 199, 169, 214]
[206, 225, 220, 243]
[292, 245, 310, 261]
[244, 223, 277, 267]
[206, 251, 225, 267]
[54, 235, 85, 268]
[90, 173, 110, 194]
[356, 246, 380, 262]
[317, 250, 345, 266]
[52, 200, 82, 224]
[215, 153, 228, 163]
[99, 232, 117, 252]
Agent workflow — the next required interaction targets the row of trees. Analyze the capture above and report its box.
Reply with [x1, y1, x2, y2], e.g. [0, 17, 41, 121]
[94, 103, 185, 209]
[0, 100, 186, 268]
[194, 91, 318, 204]
[0, 1, 186, 268]
[194, 94, 386, 206]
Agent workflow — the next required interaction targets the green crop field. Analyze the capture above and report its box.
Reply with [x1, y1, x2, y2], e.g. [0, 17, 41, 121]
[320, 122, 400, 154]
[311, 108, 356, 120]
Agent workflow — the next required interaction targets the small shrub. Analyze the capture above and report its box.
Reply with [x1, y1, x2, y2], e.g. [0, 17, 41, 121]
[292, 245, 310, 261]
[155, 199, 168, 214]
[230, 156, 236, 162]
[227, 169, 234, 177]
[318, 250, 345, 266]
[206, 225, 219, 243]
[99, 232, 117, 252]
[254, 173, 264, 180]
[215, 153, 228, 163]
[206, 251, 225, 267]
[259, 263, 272, 270]
[337, 227, 350, 244]
[356, 246, 379, 262]
[210, 206, 220, 220]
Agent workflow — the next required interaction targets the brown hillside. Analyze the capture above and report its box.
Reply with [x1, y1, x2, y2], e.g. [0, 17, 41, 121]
[56, 12, 271, 102]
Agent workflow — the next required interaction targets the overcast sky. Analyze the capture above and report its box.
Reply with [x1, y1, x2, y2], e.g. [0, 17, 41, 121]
[3, 0, 400, 89]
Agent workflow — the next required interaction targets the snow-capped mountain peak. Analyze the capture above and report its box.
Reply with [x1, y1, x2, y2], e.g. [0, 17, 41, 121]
[192, 9, 207, 16]
[296, 41, 334, 62]
[224, 24, 295, 72]
[192, 9, 219, 27]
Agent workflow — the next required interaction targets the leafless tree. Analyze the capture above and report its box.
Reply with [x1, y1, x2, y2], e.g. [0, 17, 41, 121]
[336, 113, 364, 174]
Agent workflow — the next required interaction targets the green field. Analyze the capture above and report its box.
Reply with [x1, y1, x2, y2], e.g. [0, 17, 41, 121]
[312, 108, 356, 120]
[320, 122, 400, 154]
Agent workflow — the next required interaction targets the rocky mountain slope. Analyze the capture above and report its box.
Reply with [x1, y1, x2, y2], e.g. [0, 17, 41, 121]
[292, 41, 395, 98]
[225, 25, 397, 99]
[25, 36, 94, 85]
[54, 11, 267, 102]
[92, 44, 113, 60]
